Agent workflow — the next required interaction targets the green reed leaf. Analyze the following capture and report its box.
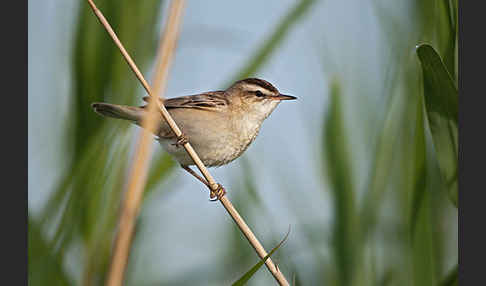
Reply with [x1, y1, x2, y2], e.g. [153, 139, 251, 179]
[232, 227, 290, 286]
[322, 80, 357, 286]
[416, 44, 458, 207]
[411, 190, 437, 286]
[410, 95, 427, 236]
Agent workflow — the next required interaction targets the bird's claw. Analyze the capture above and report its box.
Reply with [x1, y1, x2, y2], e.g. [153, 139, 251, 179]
[209, 184, 226, 201]
[172, 133, 188, 148]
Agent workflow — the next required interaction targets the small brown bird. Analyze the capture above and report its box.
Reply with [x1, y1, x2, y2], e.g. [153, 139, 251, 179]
[92, 78, 296, 197]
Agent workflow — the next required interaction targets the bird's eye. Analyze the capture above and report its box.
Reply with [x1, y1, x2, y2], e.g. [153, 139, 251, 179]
[255, 91, 264, 97]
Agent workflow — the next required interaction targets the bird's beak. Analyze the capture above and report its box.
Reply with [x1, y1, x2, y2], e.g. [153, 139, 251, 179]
[273, 93, 297, 100]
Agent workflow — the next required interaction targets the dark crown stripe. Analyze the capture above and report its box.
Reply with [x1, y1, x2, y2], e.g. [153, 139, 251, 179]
[235, 78, 278, 93]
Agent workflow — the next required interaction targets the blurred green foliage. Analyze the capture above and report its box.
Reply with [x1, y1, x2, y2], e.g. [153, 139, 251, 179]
[322, 81, 357, 286]
[28, 0, 457, 285]
[417, 44, 458, 206]
[315, 1, 458, 286]
[30, 1, 169, 285]
[29, 215, 71, 286]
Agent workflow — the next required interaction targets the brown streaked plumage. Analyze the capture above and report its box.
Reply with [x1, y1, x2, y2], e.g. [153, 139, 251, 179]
[92, 78, 296, 168]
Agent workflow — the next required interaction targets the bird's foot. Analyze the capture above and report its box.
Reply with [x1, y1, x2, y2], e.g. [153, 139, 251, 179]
[172, 133, 188, 148]
[209, 184, 226, 201]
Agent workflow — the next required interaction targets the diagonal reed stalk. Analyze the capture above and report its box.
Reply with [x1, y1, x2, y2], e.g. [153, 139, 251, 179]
[87, 0, 290, 285]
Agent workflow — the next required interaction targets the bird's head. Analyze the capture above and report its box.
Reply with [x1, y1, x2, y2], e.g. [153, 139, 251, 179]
[226, 78, 296, 120]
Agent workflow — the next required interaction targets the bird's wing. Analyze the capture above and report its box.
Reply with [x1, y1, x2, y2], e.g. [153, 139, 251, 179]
[141, 91, 229, 140]
[142, 91, 228, 111]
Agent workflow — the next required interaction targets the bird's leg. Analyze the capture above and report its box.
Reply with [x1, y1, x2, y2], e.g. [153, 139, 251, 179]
[181, 165, 226, 201]
[181, 165, 209, 187]
[172, 133, 188, 148]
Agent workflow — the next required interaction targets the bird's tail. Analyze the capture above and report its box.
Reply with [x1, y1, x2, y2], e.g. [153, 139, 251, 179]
[91, 102, 145, 122]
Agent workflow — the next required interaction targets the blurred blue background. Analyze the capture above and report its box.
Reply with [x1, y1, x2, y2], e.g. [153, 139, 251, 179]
[29, 0, 458, 285]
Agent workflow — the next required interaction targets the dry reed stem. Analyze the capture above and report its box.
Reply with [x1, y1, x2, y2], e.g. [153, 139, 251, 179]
[88, 0, 186, 285]
[87, 0, 289, 285]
